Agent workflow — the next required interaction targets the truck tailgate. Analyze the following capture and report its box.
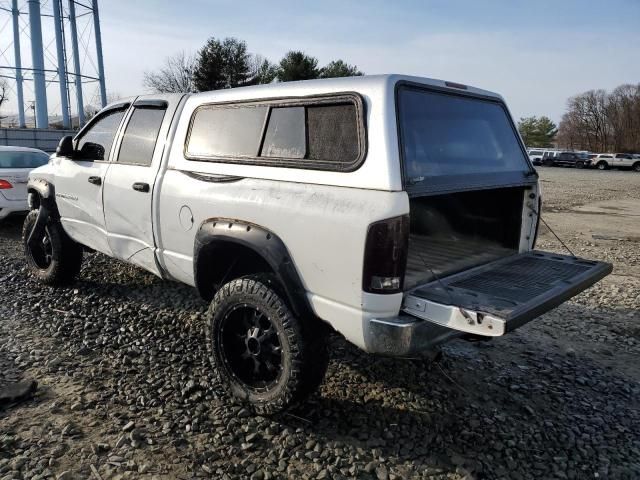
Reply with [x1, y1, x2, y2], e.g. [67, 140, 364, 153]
[402, 251, 612, 336]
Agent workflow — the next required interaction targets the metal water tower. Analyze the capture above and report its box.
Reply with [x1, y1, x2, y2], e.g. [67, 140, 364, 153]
[1, 0, 107, 129]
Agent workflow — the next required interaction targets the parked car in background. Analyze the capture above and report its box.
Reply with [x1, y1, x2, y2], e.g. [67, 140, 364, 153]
[591, 154, 616, 170]
[542, 151, 591, 168]
[527, 148, 563, 166]
[0, 146, 50, 220]
[539, 150, 560, 166]
[612, 153, 640, 171]
[527, 149, 545, 165]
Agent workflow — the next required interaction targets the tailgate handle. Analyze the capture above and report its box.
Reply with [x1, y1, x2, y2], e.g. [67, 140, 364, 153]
[87, 176, 102, 186]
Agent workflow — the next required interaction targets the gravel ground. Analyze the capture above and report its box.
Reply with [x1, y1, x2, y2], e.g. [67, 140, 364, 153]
[1, 167, 639, 480]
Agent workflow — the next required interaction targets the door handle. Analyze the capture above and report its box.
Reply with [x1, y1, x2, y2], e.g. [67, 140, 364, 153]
[132, 182, 150, 193]
[88, 176, 102, 186]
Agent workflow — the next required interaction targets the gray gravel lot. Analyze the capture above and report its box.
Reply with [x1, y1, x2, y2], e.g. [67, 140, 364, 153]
[1, 167, 639, 480]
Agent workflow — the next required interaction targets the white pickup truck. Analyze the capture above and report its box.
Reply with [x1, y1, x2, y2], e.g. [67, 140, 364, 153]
[24, 75, 612, 413]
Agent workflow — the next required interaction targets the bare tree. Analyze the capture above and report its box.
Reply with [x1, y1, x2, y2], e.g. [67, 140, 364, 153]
[0, 79, 8, 110]
[246, 54, 278, 85]
[144, 51, 196, 93]
[557, 83, 640, 152]
[0, 79, 8, 126]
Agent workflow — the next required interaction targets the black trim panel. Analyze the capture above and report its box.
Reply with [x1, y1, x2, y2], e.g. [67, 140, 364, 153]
[193, 218, 312, 317]
[133, 99, 169, 108]
[180, 170, 245, 183]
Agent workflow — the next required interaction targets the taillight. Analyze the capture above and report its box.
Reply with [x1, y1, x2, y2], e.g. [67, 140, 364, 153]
[0, 179, 13, 189]
[362, 215, 409, 294]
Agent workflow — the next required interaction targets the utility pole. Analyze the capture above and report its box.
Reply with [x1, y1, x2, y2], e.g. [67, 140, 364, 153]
[68, 0, 85, 125]
[92, 0, 107, 108]
[52, 0, 70, 128]
[27, 0, 49, 128]
[12, 0, 26, 128]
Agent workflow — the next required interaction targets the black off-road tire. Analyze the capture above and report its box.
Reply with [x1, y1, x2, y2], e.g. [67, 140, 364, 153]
[22, 210, 83, 285]
[206, 274, 328, 415]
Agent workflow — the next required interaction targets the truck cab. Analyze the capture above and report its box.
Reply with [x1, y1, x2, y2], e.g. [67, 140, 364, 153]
[25, 75, 611, 413]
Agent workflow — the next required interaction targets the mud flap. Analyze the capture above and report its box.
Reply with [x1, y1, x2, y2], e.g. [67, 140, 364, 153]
[402, 251, 612, 336]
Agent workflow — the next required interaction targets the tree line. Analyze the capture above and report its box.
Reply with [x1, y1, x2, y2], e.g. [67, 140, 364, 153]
[518, 83, 640, 153]
[143, 37, 363, 94]
[556, 83, 640, 153]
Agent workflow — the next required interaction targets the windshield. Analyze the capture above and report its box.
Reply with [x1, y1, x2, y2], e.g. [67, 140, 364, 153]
[0, 150, 49, 168]
[397, 86, 531, 191]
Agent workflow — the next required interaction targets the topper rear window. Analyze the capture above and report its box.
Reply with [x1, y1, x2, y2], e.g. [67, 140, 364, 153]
[397, 84, 533, 194]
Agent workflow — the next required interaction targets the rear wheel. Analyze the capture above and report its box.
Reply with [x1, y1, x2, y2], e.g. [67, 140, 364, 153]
[543, 159, 554, 167]
[633, 162, 640, 172]
[206, 274, 328, 414]
[575, 161, 584, 169]
[597, 161, 608, 170]
[22, 209, 83, 285]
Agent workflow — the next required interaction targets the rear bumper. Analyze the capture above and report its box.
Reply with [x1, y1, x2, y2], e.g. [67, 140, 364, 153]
[364, 314, 463, 357]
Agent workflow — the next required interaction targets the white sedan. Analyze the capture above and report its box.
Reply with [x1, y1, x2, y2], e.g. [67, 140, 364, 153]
[0, 146, 50, 220]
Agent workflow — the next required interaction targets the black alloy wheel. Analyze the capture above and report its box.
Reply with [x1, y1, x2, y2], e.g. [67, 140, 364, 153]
[219, 304, 283, 390]
[206, 274, 329, 414]
[27, 225, 53, 269]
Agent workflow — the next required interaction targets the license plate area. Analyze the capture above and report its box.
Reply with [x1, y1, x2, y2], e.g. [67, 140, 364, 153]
[403, 251, 612, 336]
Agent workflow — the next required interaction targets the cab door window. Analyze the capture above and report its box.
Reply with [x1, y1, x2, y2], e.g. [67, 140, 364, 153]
[76, 108, 127, 161]
[117, 106, 167, 166]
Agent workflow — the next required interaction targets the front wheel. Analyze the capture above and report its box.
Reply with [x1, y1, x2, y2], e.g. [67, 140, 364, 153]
[206, 274, 328, 414]
[22, 209, 83, 285]
[597, 161, 608, 170]
[633, 162, 640, 172]
[575, 161, 584, 169]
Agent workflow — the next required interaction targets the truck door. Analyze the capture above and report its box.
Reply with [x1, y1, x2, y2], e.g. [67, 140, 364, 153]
[54, 103, 129, 255]
[101, 97, 178, 275]
[615, 153, 633, 168]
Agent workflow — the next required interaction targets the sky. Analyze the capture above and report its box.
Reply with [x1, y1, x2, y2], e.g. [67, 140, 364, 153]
[1, 0, 639, 124]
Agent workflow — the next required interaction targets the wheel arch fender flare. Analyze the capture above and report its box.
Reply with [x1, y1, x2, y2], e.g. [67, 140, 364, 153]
[27, 177, 57, 213]
[194, 218, 313, 318]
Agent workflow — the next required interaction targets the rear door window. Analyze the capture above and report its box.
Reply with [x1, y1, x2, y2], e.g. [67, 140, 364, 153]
[117, 106, 167, 166]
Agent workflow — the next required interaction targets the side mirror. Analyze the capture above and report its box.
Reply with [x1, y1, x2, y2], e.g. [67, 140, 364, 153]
[56, 135, 75, 158]
[78, 142, 105, 161]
